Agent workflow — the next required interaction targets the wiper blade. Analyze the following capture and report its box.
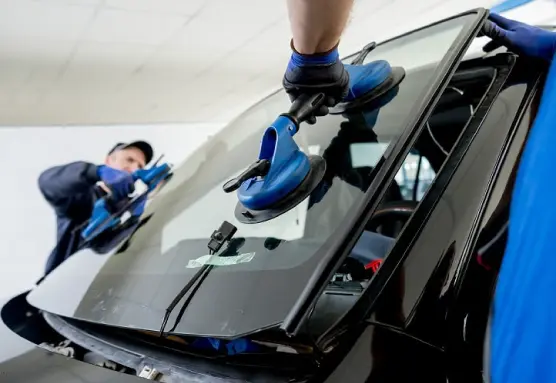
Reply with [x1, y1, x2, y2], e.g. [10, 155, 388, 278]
[159, 220, 238, 336]
[159, 264, 211, 336]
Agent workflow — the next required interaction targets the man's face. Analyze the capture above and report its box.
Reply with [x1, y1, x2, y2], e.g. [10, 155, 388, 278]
[105, 147, 146, 173]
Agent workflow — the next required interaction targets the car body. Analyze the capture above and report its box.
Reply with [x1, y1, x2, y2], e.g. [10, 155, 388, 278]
[0, 8, 552, 383]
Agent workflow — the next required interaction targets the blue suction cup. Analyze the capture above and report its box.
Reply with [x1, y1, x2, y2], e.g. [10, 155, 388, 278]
[223, 94, 328, 224]
[329, 60, 406, 115]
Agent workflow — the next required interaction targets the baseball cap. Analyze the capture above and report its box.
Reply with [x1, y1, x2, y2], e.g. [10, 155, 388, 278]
[108, 140, 154, 165]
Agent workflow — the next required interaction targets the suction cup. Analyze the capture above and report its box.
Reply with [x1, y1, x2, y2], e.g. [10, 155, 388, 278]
[330, 66, 406, 115]
[234, 155, 326, 224]
[223, 93, 329, 225]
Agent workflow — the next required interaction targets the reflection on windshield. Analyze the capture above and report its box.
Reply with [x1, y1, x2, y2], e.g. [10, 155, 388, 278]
[161, 170, 311, 254]
[362, 16, 471, 70]
[29, 13, 479, 338]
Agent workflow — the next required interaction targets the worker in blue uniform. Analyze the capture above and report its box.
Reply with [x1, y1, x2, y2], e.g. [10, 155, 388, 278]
[479, 14, 556, 383]
[38, 141, 154, 278]
[281, 3, 556, 382]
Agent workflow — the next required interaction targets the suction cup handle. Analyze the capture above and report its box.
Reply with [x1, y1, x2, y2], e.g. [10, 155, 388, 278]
[223, 159, 271, 193]
[288, 93, 326, 124]
[351, 42, 377, 65]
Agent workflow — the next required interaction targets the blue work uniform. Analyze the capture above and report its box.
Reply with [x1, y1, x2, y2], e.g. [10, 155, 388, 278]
[490, 57, 556, 382]
[38, 161, 139, 277]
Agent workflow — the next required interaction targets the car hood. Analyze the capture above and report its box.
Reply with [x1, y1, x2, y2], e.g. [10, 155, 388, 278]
[0, 292, 147, 383]
[3, 290, 447, 383]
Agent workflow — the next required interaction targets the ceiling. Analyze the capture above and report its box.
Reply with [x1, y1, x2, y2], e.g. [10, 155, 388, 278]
[0, 0, 535, 127]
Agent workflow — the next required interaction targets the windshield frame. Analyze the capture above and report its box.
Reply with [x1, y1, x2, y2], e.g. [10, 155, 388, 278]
[281, 7, 490, 336]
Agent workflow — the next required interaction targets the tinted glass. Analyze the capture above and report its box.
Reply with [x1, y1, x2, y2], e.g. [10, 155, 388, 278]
[29, 14, 479, 338]
[374, 80, 532, 348]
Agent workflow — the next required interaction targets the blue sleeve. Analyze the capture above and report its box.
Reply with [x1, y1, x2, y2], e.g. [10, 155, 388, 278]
[38, 161, 100, 216]
[490, 57, 556, 382]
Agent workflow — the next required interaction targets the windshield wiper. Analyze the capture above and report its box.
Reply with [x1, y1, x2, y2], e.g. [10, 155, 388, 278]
[158, 220, 238, 336]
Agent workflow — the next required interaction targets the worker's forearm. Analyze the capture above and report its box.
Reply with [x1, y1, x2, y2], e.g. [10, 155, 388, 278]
[287, 0, 354, 54]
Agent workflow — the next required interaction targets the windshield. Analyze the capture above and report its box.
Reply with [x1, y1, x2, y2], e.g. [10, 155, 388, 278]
[29, 13, 479, 338]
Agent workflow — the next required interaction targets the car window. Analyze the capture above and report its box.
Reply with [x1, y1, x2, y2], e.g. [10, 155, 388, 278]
[360, 60, 539, 351]
[458, 87, 541, 351]
[348, 144, 435, 202]
[28, 13, 484, 339]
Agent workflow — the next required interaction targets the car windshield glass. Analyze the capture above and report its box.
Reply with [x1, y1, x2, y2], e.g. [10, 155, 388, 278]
[29, 13, 479, 338]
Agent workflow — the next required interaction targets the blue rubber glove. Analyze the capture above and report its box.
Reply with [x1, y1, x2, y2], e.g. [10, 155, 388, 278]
[97, 165, 135, 201]
[482, 13, 556, 62]
[283, 43, 349, 124]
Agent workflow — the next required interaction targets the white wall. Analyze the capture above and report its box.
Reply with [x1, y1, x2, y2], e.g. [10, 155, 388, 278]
[0, 123, 222, 299]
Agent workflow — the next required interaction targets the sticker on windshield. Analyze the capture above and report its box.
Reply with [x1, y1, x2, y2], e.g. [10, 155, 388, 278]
[187, 252, 256, 269]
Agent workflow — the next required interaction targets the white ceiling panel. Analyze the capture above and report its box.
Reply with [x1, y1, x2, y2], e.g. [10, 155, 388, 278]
[84, 8, 189, 45]
[105, 0, 206, 15]
[0, 0, 96, 40]
[37, 0, 101, 6]
[0, 0, 546, 127]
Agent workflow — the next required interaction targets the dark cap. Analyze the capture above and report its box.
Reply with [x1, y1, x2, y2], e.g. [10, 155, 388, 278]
[108, 140, 154, 165]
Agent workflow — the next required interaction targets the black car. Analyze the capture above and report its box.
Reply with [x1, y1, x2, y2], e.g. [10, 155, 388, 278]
[0, 8, 550, 383]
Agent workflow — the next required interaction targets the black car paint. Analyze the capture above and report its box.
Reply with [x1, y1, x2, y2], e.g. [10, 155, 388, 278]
[0, 11, 548, 383]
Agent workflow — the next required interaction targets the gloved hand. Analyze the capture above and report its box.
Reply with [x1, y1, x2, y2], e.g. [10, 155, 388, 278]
[481, 13, 556, 62]
[283, 42, 350, 124]
[97, 165, 135, 201]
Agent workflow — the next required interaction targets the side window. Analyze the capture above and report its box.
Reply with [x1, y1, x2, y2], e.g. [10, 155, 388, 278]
[449, 87, 541, 363]
[367, 70, 493, 239]
[394, 86, 477, 203]
[367, 71, 535, 353]
[471, 94, 534, 273]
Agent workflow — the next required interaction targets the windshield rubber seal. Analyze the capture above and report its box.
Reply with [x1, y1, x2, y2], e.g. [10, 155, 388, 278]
[281, 8, 491, 337]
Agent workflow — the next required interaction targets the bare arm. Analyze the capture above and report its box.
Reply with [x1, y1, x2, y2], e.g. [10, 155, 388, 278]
[287, 0, 354, 54]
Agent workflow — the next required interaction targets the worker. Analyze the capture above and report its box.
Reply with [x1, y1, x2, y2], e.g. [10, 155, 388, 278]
[281, 4, 556, 382]
[37, 141, 154, 278]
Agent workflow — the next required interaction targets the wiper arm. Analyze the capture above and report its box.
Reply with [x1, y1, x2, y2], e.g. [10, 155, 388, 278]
[159, 220, 238, 336]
